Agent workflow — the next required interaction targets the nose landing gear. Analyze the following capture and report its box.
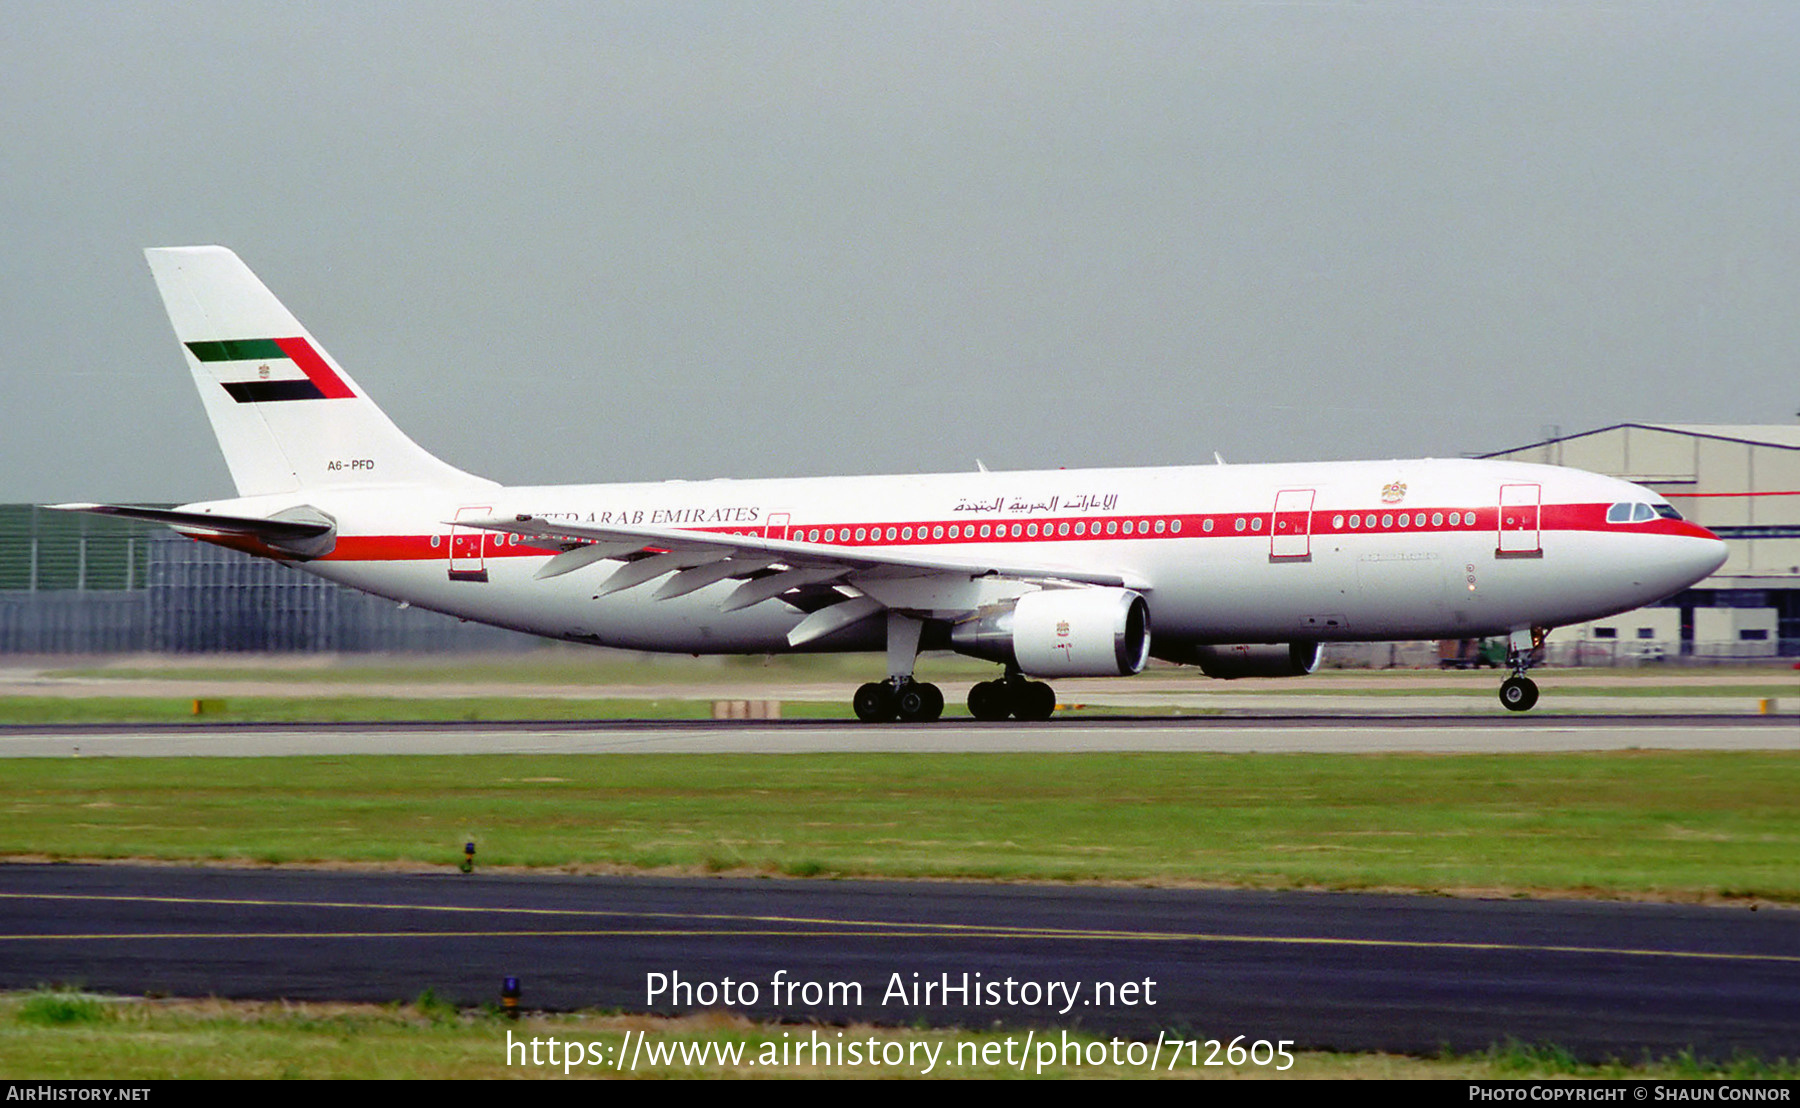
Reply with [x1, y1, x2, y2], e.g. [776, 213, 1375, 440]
[1498, 626, 1549, 712]
[1499, 675, 1539, 712]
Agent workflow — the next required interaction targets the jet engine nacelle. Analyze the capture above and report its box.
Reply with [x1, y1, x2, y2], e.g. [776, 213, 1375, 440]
[950, 587, 1151, 677]
[1161, 641, 1322, 679]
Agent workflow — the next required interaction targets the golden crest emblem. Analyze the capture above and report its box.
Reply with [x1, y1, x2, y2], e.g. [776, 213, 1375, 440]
[1381, 481, 1407, 504]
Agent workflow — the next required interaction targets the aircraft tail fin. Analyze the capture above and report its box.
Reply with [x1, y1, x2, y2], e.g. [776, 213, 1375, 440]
[144, 246, 492, 497]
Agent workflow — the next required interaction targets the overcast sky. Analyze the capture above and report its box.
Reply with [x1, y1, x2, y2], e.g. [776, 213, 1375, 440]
[3, 1, 1796, 503]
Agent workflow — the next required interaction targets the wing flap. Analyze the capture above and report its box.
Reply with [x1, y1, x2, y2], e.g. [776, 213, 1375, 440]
[453, 514, 1132, 591]
[787, 595, 884, 647]
[533, 541, 648, 579]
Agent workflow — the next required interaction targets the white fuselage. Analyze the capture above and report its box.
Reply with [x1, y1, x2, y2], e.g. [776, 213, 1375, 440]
[190, 455, 1728, 657]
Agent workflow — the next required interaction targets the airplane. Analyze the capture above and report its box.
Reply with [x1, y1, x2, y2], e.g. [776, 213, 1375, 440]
[53, 246, 1728, 720]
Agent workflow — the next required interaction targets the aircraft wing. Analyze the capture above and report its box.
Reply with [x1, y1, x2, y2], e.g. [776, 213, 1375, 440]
[453, 513, 1139, 645]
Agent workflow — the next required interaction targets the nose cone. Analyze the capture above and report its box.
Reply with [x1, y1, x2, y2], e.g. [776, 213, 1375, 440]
[1689, 529, 1729, 581]
[1650, 524, 1728, 600]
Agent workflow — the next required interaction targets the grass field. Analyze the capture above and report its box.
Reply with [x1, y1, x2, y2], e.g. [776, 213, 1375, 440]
[3, 657, 1794, 1078]
[3, 992, 1793, 1080]
[3, 751, 1795, 900]
[38, 652, 1799, 690]
[0, 695, 854, 724]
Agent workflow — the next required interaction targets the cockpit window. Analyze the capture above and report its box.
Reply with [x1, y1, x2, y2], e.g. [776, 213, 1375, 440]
[1607, 502, 1669, 524]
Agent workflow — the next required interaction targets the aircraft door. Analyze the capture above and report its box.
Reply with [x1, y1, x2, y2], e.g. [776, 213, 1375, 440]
[1497, 484, 1542, 556]
[449, 506, 492, 582]
[1271, 489, 1316, 559]
[765, 512, 791, 541]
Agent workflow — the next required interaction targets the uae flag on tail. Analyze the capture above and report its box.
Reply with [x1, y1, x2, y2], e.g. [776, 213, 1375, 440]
[186, 337, 355, 402]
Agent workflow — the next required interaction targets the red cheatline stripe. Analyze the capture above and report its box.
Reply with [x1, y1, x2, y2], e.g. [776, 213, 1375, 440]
[1663, 490, 1800, 498]
[271, 337, 355, 400]
[306, 503, 1717, 563]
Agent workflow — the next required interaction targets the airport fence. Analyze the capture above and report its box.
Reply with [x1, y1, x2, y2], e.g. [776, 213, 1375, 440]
[0, 527, 537, 655]
[1324, 639, 1800, 670]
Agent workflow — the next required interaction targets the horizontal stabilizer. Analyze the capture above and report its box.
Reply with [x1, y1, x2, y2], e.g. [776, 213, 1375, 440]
[47, 502, 337, 559]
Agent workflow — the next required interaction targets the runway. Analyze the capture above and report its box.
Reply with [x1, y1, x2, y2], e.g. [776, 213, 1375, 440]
[4, 715, 1793, 1063]
[2, 863, 1795, 1062]
[0, 713, 1794, 756]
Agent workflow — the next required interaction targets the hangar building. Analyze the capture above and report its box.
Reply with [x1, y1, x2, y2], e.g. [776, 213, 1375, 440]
[1481, 424, 1799, 659]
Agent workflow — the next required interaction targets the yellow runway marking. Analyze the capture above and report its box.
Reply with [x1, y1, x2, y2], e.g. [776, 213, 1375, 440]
[2, 891, 1796, 964]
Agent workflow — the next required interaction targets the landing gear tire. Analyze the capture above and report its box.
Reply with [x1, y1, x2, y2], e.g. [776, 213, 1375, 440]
[1499, 676, 1539, 712]
[967, 680, 1012, 721]
[1015, 680, 1057, 721]
[853, 681, 897, 722]
[896, 680, 944, 723]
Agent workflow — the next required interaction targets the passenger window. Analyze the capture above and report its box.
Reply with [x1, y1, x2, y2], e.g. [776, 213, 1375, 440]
[1059, 522, 1070, 536]
[1172, 519, 1182, 533]
[1202, 519, 1213, 533]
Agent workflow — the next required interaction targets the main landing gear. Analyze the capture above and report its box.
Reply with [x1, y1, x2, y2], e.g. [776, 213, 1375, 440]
[1498, 627, 1548, 712]
[850, 612, 1057, 723]
[853, 673, 1057, 723]
[854, 677, 945, 723]
[966, 671, 1057, 722]
[853, 611, 946, 723]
